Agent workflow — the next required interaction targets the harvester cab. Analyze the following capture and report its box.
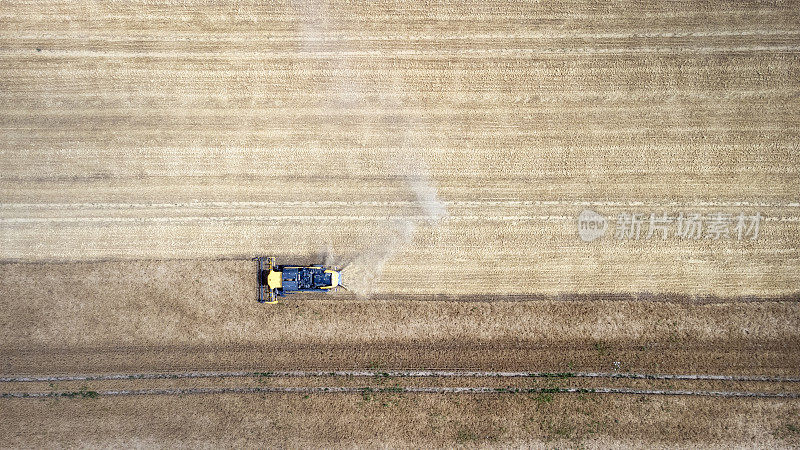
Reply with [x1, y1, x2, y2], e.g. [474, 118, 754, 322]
[254, 257, 341, 303]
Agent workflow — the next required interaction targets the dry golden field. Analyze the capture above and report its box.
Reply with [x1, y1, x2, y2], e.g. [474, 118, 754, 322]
[1, 0, 799, 447]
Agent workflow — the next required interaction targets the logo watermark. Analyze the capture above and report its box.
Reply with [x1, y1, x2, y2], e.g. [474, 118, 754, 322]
[578, 210, 761, 242]
[577, 209, 608, 242]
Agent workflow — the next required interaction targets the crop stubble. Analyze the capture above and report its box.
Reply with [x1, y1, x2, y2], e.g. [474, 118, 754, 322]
[1, 0, 799, 447]
[1, 1, 799, 295]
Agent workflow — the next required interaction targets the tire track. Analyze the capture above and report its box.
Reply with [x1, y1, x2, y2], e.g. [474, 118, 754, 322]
[3, 386, 799, 400]
[3, 370, 800, 383]
[3, 200, 799, 208]
[6, 45, 800, 59]
[3, 216, 799, 224]
[8, 29, 800, 42]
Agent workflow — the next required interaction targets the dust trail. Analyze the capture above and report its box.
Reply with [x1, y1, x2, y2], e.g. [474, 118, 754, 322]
[397, 147, 449, 224]
[337, 220, 415, 298]
[294, 2, 446, 297]
[337, 135, 447, 298]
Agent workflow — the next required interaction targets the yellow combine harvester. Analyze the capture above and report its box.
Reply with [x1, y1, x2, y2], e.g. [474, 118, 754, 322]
[254, 257, 341, 303]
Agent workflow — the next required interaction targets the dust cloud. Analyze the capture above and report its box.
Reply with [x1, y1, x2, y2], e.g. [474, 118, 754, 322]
[335, 221, 415, 298]
[337, 203, 445, 298]
[323, 145, 447, 298]
[333, 119, 448, 298]
[296, 2, 447, 297]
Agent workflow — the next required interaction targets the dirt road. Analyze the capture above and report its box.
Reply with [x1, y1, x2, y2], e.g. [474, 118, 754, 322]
[1, 0, 799, 447]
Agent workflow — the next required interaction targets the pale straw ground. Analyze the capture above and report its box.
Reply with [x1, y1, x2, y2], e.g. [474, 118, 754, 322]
[1, 0, 799, 447]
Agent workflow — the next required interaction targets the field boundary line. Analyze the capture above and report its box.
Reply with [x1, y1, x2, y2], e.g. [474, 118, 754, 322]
[2, 200, 799, 209]
[8, 29, 800, 42]
[3, 215, 800, 224]
[3, 386, 799, 399]
[3, 370, 799, 383]
[8, 45, 800, 59]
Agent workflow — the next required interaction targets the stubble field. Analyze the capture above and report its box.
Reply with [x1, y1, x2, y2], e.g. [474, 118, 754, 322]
[1, 0, 799, 447]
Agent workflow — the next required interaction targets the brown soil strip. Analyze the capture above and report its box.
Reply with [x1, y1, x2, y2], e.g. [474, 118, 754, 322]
[3, 259, 798, 302]
[2, 392, 798, 447]
[5, 342, 799, 377]
[4, 369, 800, 383]
[4, 374, 800, 397]
[4, 371, 800, 400]
[4, 386, 800, 400]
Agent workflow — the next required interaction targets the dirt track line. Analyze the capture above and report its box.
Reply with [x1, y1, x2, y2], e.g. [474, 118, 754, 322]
[2, 10, 787, 22]
[3, 200, 798, 208]
[3, 386, 799, 399]
[8, 90, 796, 102]
[3, 370, 799, 383]
[0, 215, 570, 224]
[10, 29, 800, 41]
[0, 215, 568, 224]
[3, 215, 799, 224]
[8, 45, 800, 59]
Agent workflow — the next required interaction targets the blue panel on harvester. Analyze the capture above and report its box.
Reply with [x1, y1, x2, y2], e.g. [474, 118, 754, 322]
[282, 267, 332, 292]
[255, 258, 342, 304]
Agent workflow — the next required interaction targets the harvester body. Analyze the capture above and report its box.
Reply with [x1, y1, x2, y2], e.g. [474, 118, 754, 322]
[255, 257, 341, 303]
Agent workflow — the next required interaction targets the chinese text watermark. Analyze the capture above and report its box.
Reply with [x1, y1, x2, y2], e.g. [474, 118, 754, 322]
[578, 210, 761, 242]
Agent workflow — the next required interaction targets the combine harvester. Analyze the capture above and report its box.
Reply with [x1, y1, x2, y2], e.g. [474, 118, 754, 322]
[254, 257, 342, 303]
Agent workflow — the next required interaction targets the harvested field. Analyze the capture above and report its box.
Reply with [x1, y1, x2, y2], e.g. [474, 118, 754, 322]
[3, 393, 799, 448]
[2, 1, 800, 297]
[1, 0, 799, 447]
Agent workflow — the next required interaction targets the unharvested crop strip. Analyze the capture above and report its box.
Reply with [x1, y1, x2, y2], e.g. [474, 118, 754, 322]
[3, 370, 798, 383]
[2, 386, 799, 399]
